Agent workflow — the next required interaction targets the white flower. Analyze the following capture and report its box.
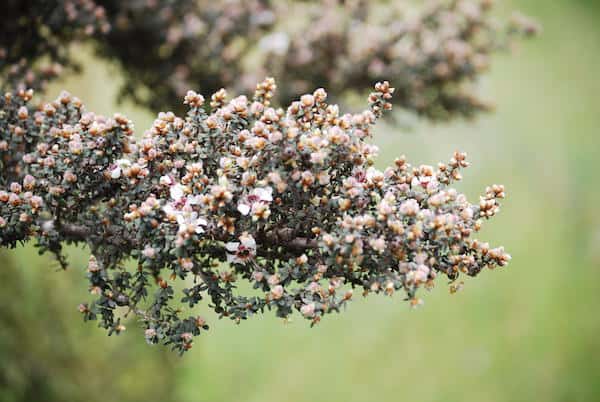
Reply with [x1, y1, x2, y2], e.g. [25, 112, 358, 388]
[176, 211, 207, 235]
[310, 151, 326, 165]
[159, 175, 173, 186]
[110, 167, 121, 179]
[110, 159, 132, 179]
[237, 187, 273, 216]
[219, 157, 233, 169]
[460, 207, 474, 221]
[162, 203, 179, 219]
[41, 220, 54, 232]
[237, 203, 251, 216]
[253, 187, 273, 202]
[411, 173, 438, 191]
[317, 172, 330, 185]
[187, 195, 202, 206]
[366, 167, 384, 184]
[226, 234, 257, 264]
[170, 183, 186, 200]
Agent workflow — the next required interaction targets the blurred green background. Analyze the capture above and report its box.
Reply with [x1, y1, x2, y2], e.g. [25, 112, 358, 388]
[2, 0, 599, 401]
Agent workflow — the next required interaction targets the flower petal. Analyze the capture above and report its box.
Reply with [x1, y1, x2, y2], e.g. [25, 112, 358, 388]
[225, 242, 240, 252]
[170, 184, 185, 200]
[237, 203, 251, 215]
[111, 167, 121, 179]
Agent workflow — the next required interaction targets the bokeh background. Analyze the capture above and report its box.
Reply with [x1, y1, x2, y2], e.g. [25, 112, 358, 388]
[2, 0, 599, 401]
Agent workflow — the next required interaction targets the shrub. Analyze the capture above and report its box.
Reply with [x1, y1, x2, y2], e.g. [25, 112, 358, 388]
[0, 0, 538, 119]
[0, 0, 535, 354]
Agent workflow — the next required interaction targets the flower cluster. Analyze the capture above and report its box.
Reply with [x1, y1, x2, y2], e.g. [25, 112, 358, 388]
[1, 79, 511, 353]
[259, 0, 539, 120]
[1, 0, 110, 92]
[0, 88, 134, 265]
[1, 0, 537, 120]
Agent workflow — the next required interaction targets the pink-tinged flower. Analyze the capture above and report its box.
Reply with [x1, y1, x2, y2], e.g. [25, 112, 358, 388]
[300, 302, 316, 318]
[17, 106, 28, 120]
[142, 246, 156, 259]
[22, 153, 35, 164]
[406, 260, 430, 283]
[68, 136, 83, 154]
[8, 193, 21, 206]
[310, 151, 327, 165]
[29, 195, 43, 210]
[180, 258, 194, 271]
[343, 176, 364, 198]
[307, 282, 321, 293]
[268, 172, 287, 192]
[236, 157, 250, 170]
[162, 203, 179, 220]
[23, 175, 36, 190]
[270, 285, 284, 300]
[399, 199, 420, 216]
[369, 237, 386, 253]
[226, 234, 257, 264]
[63, 170, 77, 183]
[415, 265, 430, 282]
[10, 182, 22, 194]
[186, 162, 203, 175]
[144, 328, 157, 340]
[269, 130, 283, 143]
[237, 187, 273, 216]
[378, 199, 394, 216]
[317, 171, 330, 186]
[267, 274, 280, 286]
[87, 255, 100, 272]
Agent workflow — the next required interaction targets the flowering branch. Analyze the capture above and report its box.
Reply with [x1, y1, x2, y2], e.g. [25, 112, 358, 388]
[0, 78, 510, 354]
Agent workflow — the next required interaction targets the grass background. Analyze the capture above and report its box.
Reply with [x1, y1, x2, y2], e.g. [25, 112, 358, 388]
[3, 0, 600, 401]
